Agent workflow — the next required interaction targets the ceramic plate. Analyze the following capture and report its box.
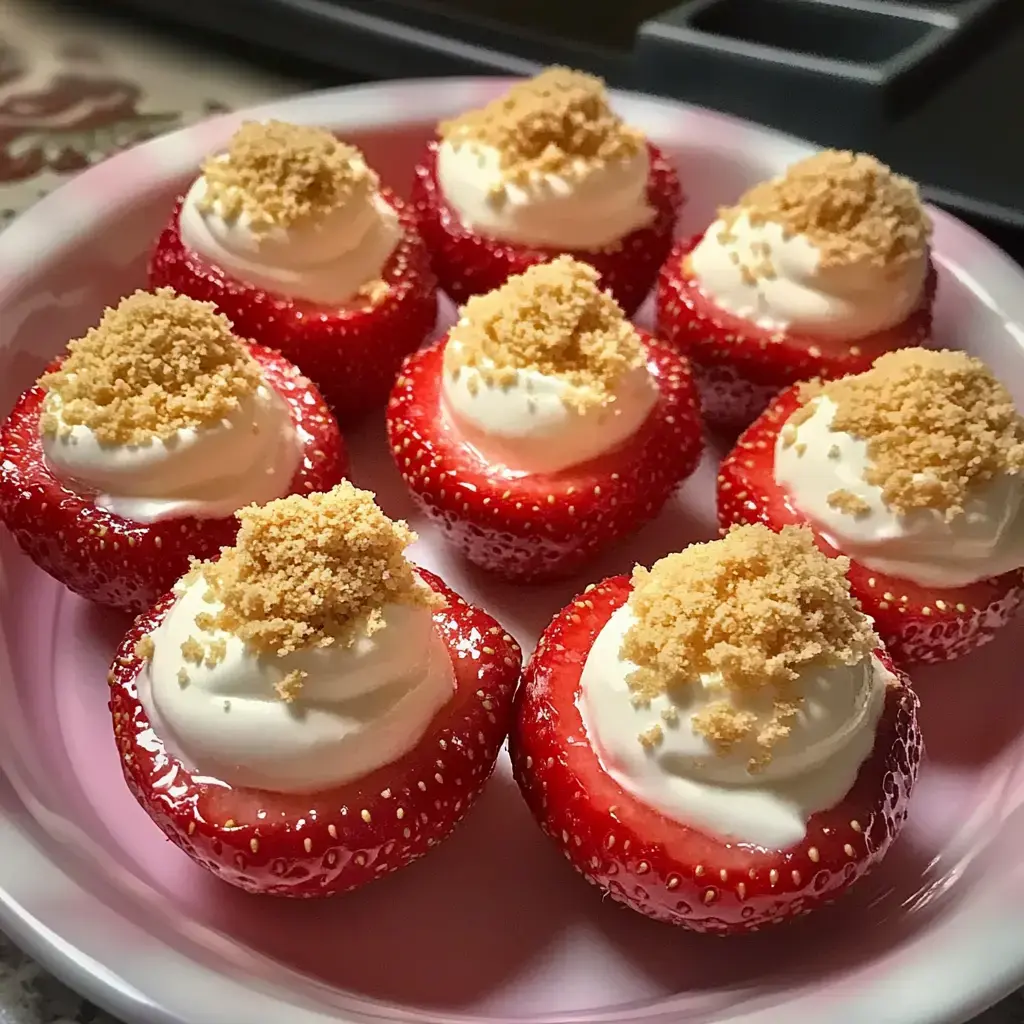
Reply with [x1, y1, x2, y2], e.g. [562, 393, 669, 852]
[1, 79, 1024, 1024]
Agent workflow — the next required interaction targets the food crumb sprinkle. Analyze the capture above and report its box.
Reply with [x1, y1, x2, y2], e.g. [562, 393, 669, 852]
[621, 524, 877, 766]
[439, 66, 644, 187]
[444, 255, 645, 411]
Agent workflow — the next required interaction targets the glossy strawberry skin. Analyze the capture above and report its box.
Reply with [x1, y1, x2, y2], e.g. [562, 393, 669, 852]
[509, 575, 922, 934]
[0, 345, 347, 615]
[410, 141, 683, 316]
[148, 190, 438, 425]
[108, 568, 522, 898]
[718, 386, 1024, 664]
[656, 236, 937, 434]
[385, 333, 704, 582]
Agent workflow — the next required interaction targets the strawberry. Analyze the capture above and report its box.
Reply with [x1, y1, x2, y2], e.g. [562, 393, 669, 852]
[410, 141, 683, 316]
[148, 190, 438, 425]
[0, 345, 347, 615]
[717, 386, 1024, 664]
[655, 236, 937, 434]
[385, 332, 703, 582]
[108, 568, 521, 898]
[509, 575, 922, 934]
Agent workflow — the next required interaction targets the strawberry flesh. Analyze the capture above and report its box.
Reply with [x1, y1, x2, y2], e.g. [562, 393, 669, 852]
[148, 189, 438, 425]
[509, 575, 922, 934]
[656, 236, 936, 434]
[385, 333, 704, 581]
[718, 386, 1024, 664]
[410, 141, 683, 315]
[0, 344, 347, 614]
[108, 568, 522, 898]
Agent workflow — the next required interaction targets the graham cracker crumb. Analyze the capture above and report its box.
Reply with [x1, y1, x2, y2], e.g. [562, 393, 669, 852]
[181, 636, 204, 665]
[276, 669, 308, 703]
[827, 489, 871, 518]
[198, 482, 443, 657]
[622, 524, 877, 762]
[177, 668, 190, 687]
[135, 635, 154, 661]
[440, 67, 643, 187]
[817, 348, 1024, 518]
[638, 724, 663, 749]
[39, 289, 262, 445]
[721, 150, 931, 272]
[200, 120, 374, 231]
[444, 256, 644, 411]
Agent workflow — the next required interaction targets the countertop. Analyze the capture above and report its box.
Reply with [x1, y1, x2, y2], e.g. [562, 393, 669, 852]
[0, 2, 1022, 1022]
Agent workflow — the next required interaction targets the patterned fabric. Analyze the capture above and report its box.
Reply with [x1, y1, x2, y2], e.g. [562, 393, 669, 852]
[0, 3, 1021, 1024]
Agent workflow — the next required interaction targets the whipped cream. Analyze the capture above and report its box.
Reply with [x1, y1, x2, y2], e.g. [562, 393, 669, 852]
[579, 604, 887, 848]
[776, 395, 1024, 588]
[42, 384, 300, 524]
[436, 139, 654, 251]
[689, 212, 928, 340]
[441, 342, 658, 475]
[137, 573, 455, 794]
[179, 161, 401, 307]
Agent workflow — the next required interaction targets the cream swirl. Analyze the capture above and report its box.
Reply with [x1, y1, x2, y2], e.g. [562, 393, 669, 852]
[689, 211, 928, 340]
[436, 139, 654, 251]
[179, 160, 401, 306]
[578, 605, 887, 848]
[41, 384, 300, 524]
[137, 573, 454, 794]
[775, 395, 1024, 587]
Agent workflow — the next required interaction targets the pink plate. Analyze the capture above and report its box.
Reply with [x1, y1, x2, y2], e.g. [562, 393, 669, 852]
[2, 78, 1024, 1024]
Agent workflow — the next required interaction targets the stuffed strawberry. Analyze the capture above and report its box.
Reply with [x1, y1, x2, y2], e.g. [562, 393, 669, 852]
[109, 483, 521, 897]
[386, 256, 703, 582]
[718, 348, 1024, 664]
[0, 289, 346, 614]
[510, 524, 922, 933]
[657, 150, 935, 434]
[411, 67, 682, 315]
[148, 119, 437, 424]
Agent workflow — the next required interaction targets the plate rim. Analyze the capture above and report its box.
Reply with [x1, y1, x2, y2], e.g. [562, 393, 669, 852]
[1, 76, 1023, 1024]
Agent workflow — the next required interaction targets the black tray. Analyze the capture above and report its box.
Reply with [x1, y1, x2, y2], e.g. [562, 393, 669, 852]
[102, 0, 1024, 251]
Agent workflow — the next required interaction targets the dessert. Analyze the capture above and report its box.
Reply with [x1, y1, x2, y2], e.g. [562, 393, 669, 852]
[108, 483, 522, 897]
[0, 289, 346, 613]
[385, 256, 704, 581]
[510, 524, 921, 933]
[718, 348, 1024, 664]
[657, 150, 935, 433]
[148, 120, 438, 424]
[411, 67, 683, 315]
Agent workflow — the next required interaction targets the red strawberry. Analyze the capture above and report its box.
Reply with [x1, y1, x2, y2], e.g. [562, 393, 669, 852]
[0, 345, 347, 614]
[410, 141, 683, 316]
[509, 575, 921, 934]
[717, 386, 1024, 664]
[108, 567, 521, 898]
[148, 190, 438, 425]
[656, 236, 937, 434]
[385, 332, 703, 582]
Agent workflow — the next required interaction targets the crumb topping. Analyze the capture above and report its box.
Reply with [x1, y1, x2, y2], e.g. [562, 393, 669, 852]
[439, 67, 644, 187]
[805, 348, 1024, 519]
[444, 256, 645, 410]
[39, 289, 262, 445]
[199, 120, 375, 231]
[827, 489, 871, 517]
[622, 524, 876, 764]
[720, 149, 931, 271]
[193, 482, 442, 659]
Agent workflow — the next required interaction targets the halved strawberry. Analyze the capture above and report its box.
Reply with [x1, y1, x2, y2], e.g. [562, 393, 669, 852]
[656, 236, 937, 434]
[108, 567, 521, 898]
[148, 190, 438, 425]
[385, 332, 703, 582]
[0, 345, 347, 614]
[410, 141, 682, 316]
[717, 386, 1024, 664]
[509, 575, 921, 934]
